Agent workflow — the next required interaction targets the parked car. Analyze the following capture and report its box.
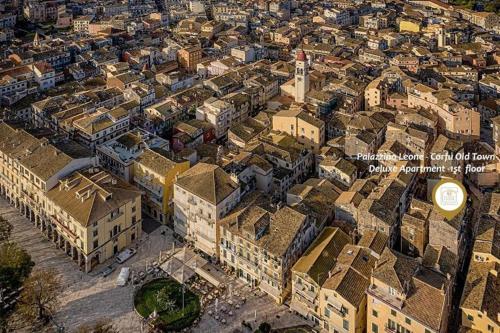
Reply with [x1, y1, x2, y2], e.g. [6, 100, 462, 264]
[116, 248, 137, 264]
[101, 265, 116, 278]
[116, 267, 130, 287]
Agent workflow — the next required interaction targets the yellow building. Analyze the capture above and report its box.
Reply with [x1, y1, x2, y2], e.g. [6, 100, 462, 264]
[460, 193, 499, 333]
[47, 170, 142, 272]
[0, 124, 134, 273]
[291, 227, 351, 323]
[133, 148, 190, 224]
[367, 248, 452, 333]
[399, 19, 422, 33]
[272, 105, 325, 153]
[320, 244, 378, 333]
[365, 77, 388, 109]
[219, 192, 316, 304]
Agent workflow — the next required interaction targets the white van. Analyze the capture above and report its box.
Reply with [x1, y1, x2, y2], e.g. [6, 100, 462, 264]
[116, 248, 136, 264]
[116, 267, 130, 287]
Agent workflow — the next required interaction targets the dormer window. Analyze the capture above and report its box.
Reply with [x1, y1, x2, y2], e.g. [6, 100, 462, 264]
[111, 208, 120, 219]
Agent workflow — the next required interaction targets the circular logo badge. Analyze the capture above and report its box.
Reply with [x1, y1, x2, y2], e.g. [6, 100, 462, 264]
[432, 179, 467, 220]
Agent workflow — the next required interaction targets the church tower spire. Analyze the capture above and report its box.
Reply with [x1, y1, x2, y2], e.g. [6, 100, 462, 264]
[33, 32, 41, 48]
[295, 49, 309, 103]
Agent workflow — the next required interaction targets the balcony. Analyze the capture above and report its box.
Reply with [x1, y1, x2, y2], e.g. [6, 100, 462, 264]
[326, 302, 346, 317]
[221, 242, 237, 255]
[261, 268, 280, 281]
[195, 230, 214, 243]
[134, 175, 160, 194]
[385, 325, 397, 333]
[50, 215, 78, 241]
[144, 192, 162, 206]
[367, 285, 404, 309]
[294, 289, 316, 308]
[0, 172, 11, 183]
[238, 255, 259, 269]
[21, 189, 39, 208]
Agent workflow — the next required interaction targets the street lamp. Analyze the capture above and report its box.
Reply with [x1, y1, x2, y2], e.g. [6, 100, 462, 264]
[182, 283, 185, 315]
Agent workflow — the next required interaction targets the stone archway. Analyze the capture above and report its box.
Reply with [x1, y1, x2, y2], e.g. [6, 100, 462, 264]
[90, 251, 101, 270]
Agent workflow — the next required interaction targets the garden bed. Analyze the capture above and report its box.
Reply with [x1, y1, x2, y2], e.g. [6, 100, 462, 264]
[134, 278, 200, 332]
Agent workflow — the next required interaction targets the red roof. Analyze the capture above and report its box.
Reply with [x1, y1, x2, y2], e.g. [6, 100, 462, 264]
[296, 49, 307, 61]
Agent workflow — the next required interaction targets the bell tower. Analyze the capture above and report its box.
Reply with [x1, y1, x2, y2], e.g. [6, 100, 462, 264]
[295, 49, 310, 103]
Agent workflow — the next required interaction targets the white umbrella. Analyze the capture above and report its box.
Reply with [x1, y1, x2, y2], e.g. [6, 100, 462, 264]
[185, 255, 207, 270]
[160, 257, 183, 275]
[173, 246, 195, 263]
[171, 264, 195, 284]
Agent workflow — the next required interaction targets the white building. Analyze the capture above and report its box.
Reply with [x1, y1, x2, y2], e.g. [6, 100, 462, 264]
[231, 46, 256, 63]
[196, 97, 237, 139]
[73, 107, 130, 149]
[33, 62, 55, 90]
[173, 163, 240, 258]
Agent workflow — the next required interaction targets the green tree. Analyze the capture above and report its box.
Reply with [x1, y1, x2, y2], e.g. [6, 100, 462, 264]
[257, 322, 272, 333]
[156, 287, 177, 312]
[0, 242, 33, 289]
[484, 2, 498, 12]
[16, 269, 61, 325]
[0, 216, 12, 242]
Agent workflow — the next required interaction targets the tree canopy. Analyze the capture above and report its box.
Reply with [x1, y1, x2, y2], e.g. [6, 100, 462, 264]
[0, 216, 12, 242]
[16, 269, 61, 324]
[0, 242, 34, 290]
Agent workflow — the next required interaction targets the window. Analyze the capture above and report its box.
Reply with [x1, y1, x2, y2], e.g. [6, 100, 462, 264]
[488, 325, 494, 332]
[467, 314, 474, 322]
[93, 240, 98, 249]
[110, 208, 120, 219]
[372, 323, 378, 333]
[391, 309, 397, 316]
[405, 318, 411, 325]
[93, 230, 98, 237]
[372, 310, 378, 317]
[343, 320, 349, 330]
[324, 308, 330, 318]
[425, 329, 431, 333]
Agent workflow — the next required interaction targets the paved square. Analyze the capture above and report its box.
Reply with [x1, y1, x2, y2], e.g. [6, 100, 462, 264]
[1, 198, 309, 332]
